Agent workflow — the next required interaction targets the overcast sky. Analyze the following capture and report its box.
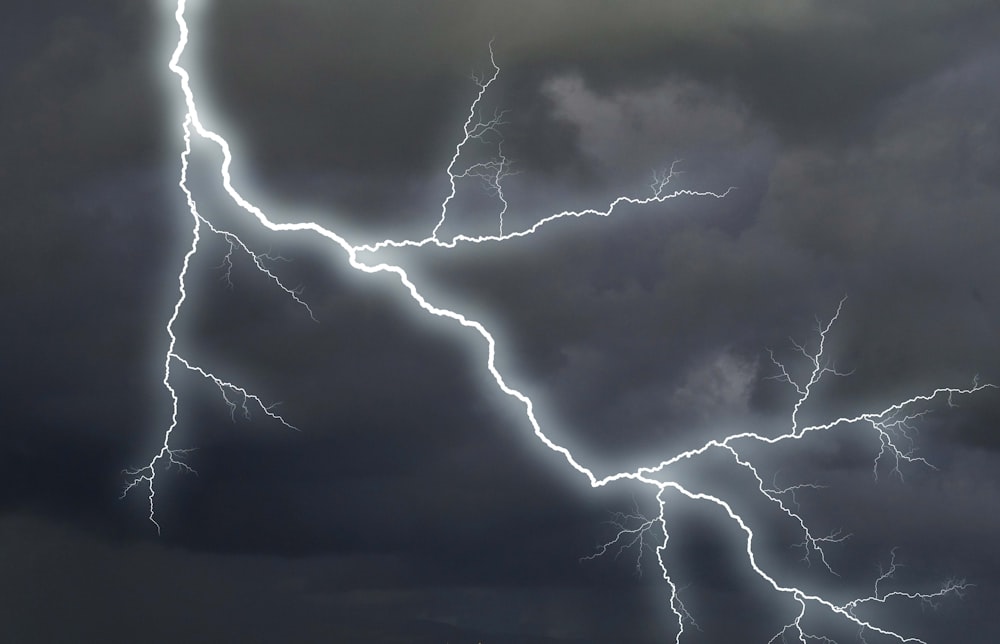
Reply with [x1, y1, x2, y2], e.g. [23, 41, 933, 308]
[4, 1, 1000, 642]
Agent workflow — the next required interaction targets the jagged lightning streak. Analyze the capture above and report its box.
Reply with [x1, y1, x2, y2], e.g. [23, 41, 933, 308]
[121, 111, 302, 533]
[125, 1, 994, 640]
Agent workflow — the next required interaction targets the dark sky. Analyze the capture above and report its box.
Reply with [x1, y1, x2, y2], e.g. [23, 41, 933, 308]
[4, 1, 1000, 642]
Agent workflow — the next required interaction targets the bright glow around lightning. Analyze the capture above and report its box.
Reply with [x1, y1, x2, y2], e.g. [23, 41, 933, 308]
[124, 1, 995, 640]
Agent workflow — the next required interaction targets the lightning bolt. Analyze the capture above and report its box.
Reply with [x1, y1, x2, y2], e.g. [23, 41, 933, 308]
[124, 1, 995, 640]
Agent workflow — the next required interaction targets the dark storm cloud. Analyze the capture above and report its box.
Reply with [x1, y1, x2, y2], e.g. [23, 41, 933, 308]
[188, 1, 1000, 456]
[199, 0, 1000, 176]
[2, 513, 703, 644]
[0, 2, 170, 452]
[158, 0, 1000, 616]
[0, 2, 161, 192]
[8, 0, 1000, 641]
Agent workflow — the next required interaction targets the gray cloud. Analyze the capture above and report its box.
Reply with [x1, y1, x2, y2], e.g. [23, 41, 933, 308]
[7, 1, 1000, 641]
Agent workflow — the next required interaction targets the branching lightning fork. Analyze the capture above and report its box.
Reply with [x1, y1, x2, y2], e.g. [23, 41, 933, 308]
[125, 1, 995, 640]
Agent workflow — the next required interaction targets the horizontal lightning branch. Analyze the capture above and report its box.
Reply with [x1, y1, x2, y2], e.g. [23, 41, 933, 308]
[356, 156, 733, 254]
[125, 1, 996, 640]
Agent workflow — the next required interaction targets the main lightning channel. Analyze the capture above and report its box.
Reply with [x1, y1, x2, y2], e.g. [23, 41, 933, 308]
[126, 1, 996, 641]
[152, 0, 724, 496]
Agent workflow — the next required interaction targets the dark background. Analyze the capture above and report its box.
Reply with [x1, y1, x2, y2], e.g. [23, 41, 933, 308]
[3, 1, 1000, 642]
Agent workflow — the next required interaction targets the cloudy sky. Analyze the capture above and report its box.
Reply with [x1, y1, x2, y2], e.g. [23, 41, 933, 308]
[4, 1, 1000, 642]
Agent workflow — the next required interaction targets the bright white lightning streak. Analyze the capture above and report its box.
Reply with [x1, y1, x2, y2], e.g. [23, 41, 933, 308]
[124, 1, 995, 640]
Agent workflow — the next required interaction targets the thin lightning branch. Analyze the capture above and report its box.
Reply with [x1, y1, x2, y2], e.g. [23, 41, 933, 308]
[122, 113, 301, 533]
[356, 152, 732, 254]
[430, 43, 504, 241]
[767, 296, 855, 437]
[201, 215, 316, 320]
[730, 447, 850, 575]
[580, 498, 659, 575]
[125, 1, 996, 639]
[452, 138, 518, 236]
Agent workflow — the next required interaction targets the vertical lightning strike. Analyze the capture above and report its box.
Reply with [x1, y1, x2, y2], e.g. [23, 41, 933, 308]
[122, 113, 300, 533]
[125, 0, 995, 640]
[431, 43, 511, 239]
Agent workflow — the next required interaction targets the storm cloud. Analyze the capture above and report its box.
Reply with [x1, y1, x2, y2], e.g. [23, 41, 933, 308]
[4, 1, 1000, 642]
